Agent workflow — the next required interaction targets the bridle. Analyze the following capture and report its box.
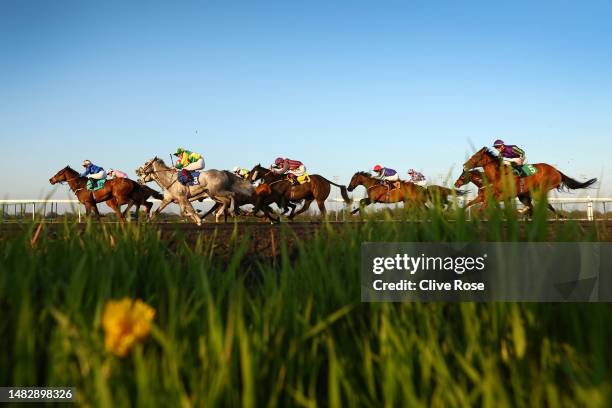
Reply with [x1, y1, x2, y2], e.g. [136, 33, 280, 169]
[464, 149, 499, 172]
[54, 169, 85, 193]
[141, 159, 179, 190]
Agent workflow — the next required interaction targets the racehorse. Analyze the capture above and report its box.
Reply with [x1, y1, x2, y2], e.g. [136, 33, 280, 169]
[137, 162, 273, 222]
[249, 164, 351, 219]
[425, 185, 466, 208]
[454, 168, 562, 217]
[347, 172, 427, 214]
[458, 147, 596, 214]
[136, 164, 211, 221]
[49, 166, 157, 222]
[137, 157, 257, 224]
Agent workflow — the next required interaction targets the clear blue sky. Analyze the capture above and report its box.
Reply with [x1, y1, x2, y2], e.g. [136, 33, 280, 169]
[1, 0, 611, 199]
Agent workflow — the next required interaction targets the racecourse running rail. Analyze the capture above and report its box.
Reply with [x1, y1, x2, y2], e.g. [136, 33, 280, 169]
[1, 196, 611, 221]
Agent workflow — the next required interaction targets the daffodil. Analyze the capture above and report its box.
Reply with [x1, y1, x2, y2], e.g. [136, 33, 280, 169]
[102, 298, 156, 357]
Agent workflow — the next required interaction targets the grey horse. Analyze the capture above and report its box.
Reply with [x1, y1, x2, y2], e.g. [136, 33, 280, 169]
[137, 157, 253, 224]
[135, 165, 213, 221]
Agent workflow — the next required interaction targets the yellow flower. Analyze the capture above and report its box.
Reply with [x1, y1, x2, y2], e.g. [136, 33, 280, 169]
[102, 298, 156, 357]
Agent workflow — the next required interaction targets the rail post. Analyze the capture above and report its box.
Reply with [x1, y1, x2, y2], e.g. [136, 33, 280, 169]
[587, 196, 593, 221]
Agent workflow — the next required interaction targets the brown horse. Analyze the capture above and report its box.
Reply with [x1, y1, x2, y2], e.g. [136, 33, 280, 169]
[249, 164, 351, 219]
[454, 168, 561, 217]
[49, 166, 156, 221]
[458, 147, 596, 214]
[123, 183, 164, 220]
[347, 172, 427, 214]
[425, 185, 467, 208]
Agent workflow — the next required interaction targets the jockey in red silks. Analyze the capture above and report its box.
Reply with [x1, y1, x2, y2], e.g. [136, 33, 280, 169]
[493, 139, 526, 175]
[271, 157, 306, 184]
[372, 165, 399, 183]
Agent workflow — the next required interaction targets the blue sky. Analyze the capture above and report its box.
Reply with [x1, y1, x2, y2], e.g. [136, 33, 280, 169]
[1, 0, 611, 199]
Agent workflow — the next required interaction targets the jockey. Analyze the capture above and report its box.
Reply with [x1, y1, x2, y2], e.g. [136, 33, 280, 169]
[271, 157, 306, 184]
[107, 168, 128, 179]
[493, 139, 526, 175]
[174, 147, 204, 185]
[81, 160, 106, 180]
[372, 165, 399, 184]
[407, 169, 426, 186]
[232, 166, 250, 179]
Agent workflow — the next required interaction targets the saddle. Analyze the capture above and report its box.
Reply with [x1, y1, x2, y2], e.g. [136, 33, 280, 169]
[86, 179, 106, 191]
[379, 180, 401, 191]
[296, 173, 311, 184]
[178, 170, 200, 186]
[510, 164, 537, 178]
[286, 173, 311, 185]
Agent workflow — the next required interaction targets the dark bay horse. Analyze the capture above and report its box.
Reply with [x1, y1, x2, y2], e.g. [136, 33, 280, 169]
[49, 166, 159, 221]
[425, 185, 466, 208]
[347, 172, 427, 214]
[457, 147, 596, 214]
[249, 164, 351, 219]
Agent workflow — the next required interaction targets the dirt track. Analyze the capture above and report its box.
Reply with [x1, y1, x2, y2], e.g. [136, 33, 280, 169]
[1, 219, 610, 259]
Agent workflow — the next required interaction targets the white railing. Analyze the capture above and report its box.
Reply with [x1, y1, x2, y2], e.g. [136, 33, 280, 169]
[1, 196, 611, 221]
[0, 198, 213, 222]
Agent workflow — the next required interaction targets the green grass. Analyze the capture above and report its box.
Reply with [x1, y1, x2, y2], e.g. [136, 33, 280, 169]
[1, 204, 611, 407]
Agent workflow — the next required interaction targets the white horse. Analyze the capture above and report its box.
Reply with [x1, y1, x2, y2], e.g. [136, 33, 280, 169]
[137, 157, 254, 224]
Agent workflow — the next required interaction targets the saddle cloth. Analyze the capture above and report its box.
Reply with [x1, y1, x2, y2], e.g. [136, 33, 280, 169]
[86, 179, 106, 191]
[178, 170, 200, 186]
[296, 173, 311, 184]
[521, 164, 537, 176]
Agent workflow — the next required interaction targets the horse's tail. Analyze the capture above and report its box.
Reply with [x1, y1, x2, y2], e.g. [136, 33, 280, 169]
[318, 176, 352, 204]
[558, 172, 597, 190]
[140, 184, 164, 200]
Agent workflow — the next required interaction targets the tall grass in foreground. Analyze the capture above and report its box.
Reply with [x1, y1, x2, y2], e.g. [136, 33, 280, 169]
[0, 205, 611, 407]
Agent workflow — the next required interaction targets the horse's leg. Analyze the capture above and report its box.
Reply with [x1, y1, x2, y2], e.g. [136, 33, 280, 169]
[149, 198, 172, 222]
[199, 202, 220, 220]
[106, 198, 125, 223]
[122, 199, 136, 219]
[263, 205, 280, 223]
[290, 199, 313, 220]
[90, 201, 101, 220]
[178, 197, 201, 226]
[284, 198, 298, 219]
[84, 202, 98, 219]
[285, 201, 297, 217]
[464, 194, 484, 210]
[517, 194, 533, 218]
[548, 203, 564, 219]
[214, 199, 229, 223]
[142, 201, 153, 221]
[316, 199, 327, 218]
[351, 198, 371, 214]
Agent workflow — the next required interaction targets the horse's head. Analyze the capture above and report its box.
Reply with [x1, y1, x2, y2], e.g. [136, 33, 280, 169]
[137, 157, 164, 177]
[135, 166, 154, 184]
[49, 165, 77, 185]
[454, 169, 485, 189]
[249, 164, 268, 182]
[348, 171, 371, 192]
[463, 147, 498, 171]
[454, 170, 471, 188]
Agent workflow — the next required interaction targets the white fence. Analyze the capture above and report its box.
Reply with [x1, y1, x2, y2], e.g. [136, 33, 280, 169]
[1, 196, 611, 221]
